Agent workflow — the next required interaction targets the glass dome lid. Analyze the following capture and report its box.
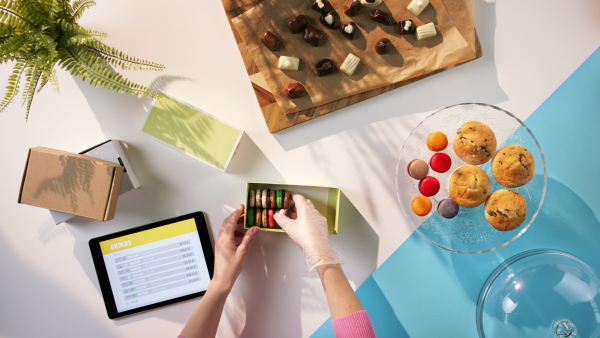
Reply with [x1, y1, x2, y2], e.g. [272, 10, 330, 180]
[477, 249, 600, 338]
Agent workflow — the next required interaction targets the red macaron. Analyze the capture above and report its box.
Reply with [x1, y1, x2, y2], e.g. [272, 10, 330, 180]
[430, 153, 452, 173]
[419, 176, 440, 197]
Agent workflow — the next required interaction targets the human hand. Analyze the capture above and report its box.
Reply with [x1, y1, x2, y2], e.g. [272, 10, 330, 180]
[212, 205, 259, 292]
[274, 194, 343, 273]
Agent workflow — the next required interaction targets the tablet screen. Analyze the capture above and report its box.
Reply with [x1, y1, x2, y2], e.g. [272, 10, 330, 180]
[89, 212, 214, 319]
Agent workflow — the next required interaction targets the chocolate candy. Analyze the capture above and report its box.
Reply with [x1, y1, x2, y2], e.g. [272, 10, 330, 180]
[287, 15, 308, 34]
[339, 22, 357, 40]
[374, 38, 391, 54]
[399, 19, 416, 35]
[370, 9, 392, 25]
[430, 153, 452, 173]
[340, 53, 361, 76]
[278, 56, 300, 71]
[286, 82, 305, 99]
[311, 0, 332, 13]
[344, 0, 362, 17]
[315, 59, 336, 77]
[419, 176, 440, 197]
[408, 0, 429, 16]
[260, 31, 281, 51]
[320, 11, 337, 29]
[303, 26, 325, 47]
[411, 195, 432, 216]
[416, 22, 437, 40]
[438, 199, 459, 219]
[407, 159, 429, 180]
[360, 0, 382, 7]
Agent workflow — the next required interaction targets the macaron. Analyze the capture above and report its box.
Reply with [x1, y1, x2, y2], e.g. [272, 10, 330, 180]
[430, 153, 452, 173]
[255, 208, 262, 227]
[407, 159, 429, 180]
[248, 189, 256, 208]
[427, 131, 448, 151]
[276, 190, 283, 208]
[437, 199, 459, 219]
[255, 189, 262, 209]
[261, 189, 268, 208]
[247, 208, 255, 226]
[418, 176, 440, 197]
[411, 195, 432, 216]
[262, 208, 268, 227]
[283, 190, 291, 208]
[269, 189, 275, 209]
[268, 209, 275, 228]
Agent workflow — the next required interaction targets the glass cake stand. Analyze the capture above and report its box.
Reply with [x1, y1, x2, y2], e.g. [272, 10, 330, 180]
[477, 250, 600, 337]
[395, 103, 547, 253]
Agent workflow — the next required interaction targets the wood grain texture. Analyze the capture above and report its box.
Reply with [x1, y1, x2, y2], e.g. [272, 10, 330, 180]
[221, 0, 481, 133]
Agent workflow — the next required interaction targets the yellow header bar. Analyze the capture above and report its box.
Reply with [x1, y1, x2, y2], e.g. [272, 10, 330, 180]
[100, 219, 197, 255]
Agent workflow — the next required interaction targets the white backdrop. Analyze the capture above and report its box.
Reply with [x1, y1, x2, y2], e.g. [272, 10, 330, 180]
[1, 1, 599, 337]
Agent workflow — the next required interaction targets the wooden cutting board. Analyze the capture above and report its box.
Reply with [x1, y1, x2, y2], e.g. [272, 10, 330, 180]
[221, 0, 482, 133]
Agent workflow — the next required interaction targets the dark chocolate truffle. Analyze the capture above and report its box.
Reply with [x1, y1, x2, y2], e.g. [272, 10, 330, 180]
[287, 15, 308, 34]
[339, 22, 357, 40]
[311, 0, 332, 13]
[344, 0, 362, 17]
[303, 26, 325, 47]
[259, 31, 281, 51]
[374, 38, 391, 54]
[285, 82, 305, 99]
[399, 19, 416, 35]
[320, 11, 338, 29]
[438, 199, 459, 219]
[315, 59, 336, 77]
[370, 9, 392, 25]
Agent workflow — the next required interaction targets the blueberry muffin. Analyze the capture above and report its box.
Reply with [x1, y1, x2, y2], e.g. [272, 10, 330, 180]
[484, 189, 527, 231]
[453, 121, 497, 165]
[449, 165, 491, 208]
[492, 145, 535, 188]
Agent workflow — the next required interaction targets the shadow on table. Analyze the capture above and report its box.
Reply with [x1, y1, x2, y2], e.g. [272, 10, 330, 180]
[450, 176, 600, 318]
[272, 1, 505, 151]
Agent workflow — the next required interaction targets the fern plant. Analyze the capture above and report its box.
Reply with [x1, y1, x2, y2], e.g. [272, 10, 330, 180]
[0, 0, 164, 119]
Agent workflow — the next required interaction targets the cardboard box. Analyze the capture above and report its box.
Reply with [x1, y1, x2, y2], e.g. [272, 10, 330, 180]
[49, 140, 140, 224]
[244, 182, 340, 234]
[141, 95, 244, 171]
[18, 147, 124, 221]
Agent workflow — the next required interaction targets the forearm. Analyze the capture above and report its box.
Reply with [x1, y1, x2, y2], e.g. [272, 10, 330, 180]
[179, 282, 231, 338]
[316, 264, 363, 319]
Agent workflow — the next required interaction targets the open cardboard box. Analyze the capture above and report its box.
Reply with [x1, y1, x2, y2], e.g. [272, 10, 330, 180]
[49, 140, 140, 224]
[18, 147, 124, 221]
[244, 182, 340, 234]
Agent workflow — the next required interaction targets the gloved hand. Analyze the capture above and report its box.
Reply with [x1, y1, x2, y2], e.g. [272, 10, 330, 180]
[274, 194, 343, 273]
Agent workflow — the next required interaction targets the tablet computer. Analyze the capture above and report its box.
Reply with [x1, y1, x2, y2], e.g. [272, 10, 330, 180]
[89, 212, 214, 319]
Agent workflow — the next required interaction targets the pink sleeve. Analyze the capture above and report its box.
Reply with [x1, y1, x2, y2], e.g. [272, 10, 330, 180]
[332, 310, 377, 338]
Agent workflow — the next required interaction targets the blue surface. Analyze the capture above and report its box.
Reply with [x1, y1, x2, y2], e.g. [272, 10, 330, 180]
[312, 47, 600, 337]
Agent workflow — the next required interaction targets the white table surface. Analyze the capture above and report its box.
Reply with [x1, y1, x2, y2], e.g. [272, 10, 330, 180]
[1, 1, 599, 337]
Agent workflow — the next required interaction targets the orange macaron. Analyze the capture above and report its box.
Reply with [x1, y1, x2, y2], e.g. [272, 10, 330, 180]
[426, 131, 448, 151]
[411, 195, 432, 216]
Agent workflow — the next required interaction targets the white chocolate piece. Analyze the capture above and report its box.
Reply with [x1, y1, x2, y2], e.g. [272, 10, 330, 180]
[315, 0, 326, 10]
[344, 25, 354, 35]
[340, 53, 361, 76]
[278, 56, 300, 71]
[416, 22, 436, 40]
[360, 0, 382, 7]
[324, 13, 334, 25]
[407, 0, 429, 16]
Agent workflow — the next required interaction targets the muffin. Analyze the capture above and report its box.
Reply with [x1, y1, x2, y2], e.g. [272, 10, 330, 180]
[484, 189, 527, 231]
[453, 121, 497, 165]
[492, 145, 535, 188]
[449, 165, 491, 208]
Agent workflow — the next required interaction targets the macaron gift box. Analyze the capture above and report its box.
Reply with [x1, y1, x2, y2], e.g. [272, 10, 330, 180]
[244, 182, 340, 234]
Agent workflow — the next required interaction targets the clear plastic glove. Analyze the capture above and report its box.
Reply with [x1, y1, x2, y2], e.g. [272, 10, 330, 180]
[274, 194, 343, 273]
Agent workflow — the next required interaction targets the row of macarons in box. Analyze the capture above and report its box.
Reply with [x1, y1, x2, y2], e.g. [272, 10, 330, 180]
[244, 182, 341, 233]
